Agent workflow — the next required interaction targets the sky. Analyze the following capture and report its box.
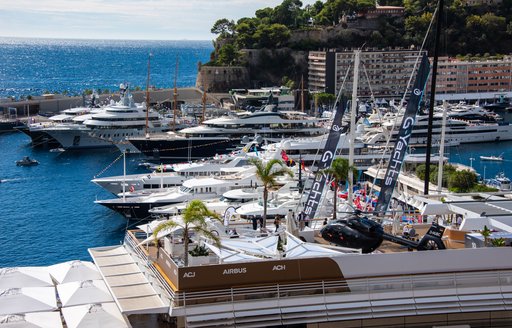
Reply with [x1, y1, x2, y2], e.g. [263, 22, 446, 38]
[0, 0, 317, 41]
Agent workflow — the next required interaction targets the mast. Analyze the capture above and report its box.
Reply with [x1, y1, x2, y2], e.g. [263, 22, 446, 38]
[423, 0, 444, 195]
[173, 57, 179, 131]
[300, 75, 305, 113]
[348, 50, 360, 205]
[201, 71, 207, 123]
[145, 53, 151, 137]
[436, 100, 448, 193]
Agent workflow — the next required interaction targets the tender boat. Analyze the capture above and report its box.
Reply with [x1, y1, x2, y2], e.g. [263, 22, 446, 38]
[480, 153, 504, 161]
[16, 156, 39, 166]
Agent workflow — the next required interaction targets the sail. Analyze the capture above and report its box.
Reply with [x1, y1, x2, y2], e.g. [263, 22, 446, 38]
[302, 100, 347, 219]
[374, 54, 431, 215]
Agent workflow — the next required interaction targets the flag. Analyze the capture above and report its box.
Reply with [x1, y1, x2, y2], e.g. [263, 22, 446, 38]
[301, 160, 305, 171]
[281, 150, 289, 162]
[253, 144, 259, 157]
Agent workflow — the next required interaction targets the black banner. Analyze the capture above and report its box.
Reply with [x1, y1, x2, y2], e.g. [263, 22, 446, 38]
[374, 55, 431, 215]
[302, 100, 346, 220]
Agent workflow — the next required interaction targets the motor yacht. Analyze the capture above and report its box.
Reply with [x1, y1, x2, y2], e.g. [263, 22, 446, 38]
[95, 168, 262, 219]
[128, 105, 328, 161]
[43, 85, 171, 153]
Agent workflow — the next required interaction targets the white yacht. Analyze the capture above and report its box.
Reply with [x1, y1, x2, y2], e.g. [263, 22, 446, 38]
[92, 150, 260, 196]
[363, 112, 512, 146]
[128, 105, 328, 161]
[95, 168, 262, 219]
[43, 85, 171, 153]
[263, 132, 388, 171]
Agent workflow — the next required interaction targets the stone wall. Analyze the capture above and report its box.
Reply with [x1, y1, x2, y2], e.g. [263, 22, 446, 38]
[196, 66, 250, 92]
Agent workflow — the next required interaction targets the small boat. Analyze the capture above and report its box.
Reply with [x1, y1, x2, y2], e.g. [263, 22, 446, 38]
[480, 153, 504, 161]
[16, 156, 39, 166]
[49, 147, 65, 153]
[485, 172, 511, 191]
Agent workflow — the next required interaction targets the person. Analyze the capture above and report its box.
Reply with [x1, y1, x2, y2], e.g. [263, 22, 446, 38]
[402, 224, 411, 238]
[408, 226, 417, 239]
[304, 214, 310, 227]
[323, 218, 328, 226]
[251, 217, 258, 230]
[274, 218, 280, 232]
[298, 211, 305, 230]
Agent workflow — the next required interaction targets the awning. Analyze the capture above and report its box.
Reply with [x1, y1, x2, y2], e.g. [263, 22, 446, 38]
[88, 246, 168, 315]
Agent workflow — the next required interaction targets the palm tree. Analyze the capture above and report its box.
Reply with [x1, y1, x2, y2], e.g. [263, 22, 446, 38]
[480, 225, 492, 247]
[321, 157, 357, 220]
[249, 158, 293, 228]
[152, 199, 221, 267]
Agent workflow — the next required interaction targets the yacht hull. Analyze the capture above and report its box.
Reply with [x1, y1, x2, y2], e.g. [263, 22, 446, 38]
[128, 137, 237, 161]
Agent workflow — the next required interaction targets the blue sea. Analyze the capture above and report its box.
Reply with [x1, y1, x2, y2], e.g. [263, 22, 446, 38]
[0, 38, 212, 268]
[0, 37, 213, 99]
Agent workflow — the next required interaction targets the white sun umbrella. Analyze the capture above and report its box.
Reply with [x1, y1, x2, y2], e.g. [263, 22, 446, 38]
[48, 260, 101, 285]
[62, 303, 128, 328]
[0, 287, 57, 315]
[0, 267, 53, 289]
[0, 312, 63, 328]
[283, 232, 347, 258]
[204, 242, 261, 263]
[220, 235, 279, 257]
[57, 280, 113, 308]
[135, 217, 170, 234]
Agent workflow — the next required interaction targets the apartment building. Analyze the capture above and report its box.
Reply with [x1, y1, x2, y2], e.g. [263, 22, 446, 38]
[309, 50, 512, 99]
[308, 49, 426, 98]
[436, 56, 512, 94]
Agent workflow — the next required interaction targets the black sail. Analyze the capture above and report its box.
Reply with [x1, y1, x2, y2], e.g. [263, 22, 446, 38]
[303, 100, 347, 220]
[374, 55, 431, 215]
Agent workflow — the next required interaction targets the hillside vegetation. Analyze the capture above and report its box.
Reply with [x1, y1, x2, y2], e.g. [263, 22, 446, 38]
[209, 0, 512, 67]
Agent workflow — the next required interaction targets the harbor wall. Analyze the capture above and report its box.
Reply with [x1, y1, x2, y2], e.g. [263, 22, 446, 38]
[0, 88, 219, 115]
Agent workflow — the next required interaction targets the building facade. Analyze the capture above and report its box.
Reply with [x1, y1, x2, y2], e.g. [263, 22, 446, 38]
[435, 56, 512, 95]
[308, 49, 426, 98]
[309, 50, 512, 100]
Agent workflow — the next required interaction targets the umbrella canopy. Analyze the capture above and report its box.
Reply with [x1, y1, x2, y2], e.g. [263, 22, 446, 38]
[0, 267, 53, 289]
[48, 261, 102, 284]
[0, 287, 57, 315]
[204, 243, 261, 263]
[0, 312, 63, 328]
[57, 280, 113, 308]
[220, 235, 279, 257]
[61, 303, 128, 328]
[284, 233, 347, 258]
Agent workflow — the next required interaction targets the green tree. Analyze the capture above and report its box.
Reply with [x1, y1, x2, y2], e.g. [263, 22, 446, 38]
[211, 18, 235, 37]
[217, 44, 240, 65]
[153, 200, 221, 267]
[321, 158, 357, 220]
[249, 158, 293, 228]
[254, 23, 291, 48]
[448, 170, 477, 192]
[314, 92, 336, 108]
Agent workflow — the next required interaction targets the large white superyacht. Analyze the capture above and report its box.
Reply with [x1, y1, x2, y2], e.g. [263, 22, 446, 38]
[128, 104, 328, 161]
[43, 85, 171, 153]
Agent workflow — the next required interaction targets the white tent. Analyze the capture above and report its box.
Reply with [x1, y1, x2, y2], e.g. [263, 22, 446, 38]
[48, 260, 101, 284]
[0, 312, 62, 328]
[61, 303, 128, 328]
[0, 287, 57, 315]
[135, 218, 170, 234]
[0, 267, 53, 289]
[0, 312, 63, 328]
[284, 233, 348, 258]
[57, 280, 113, 308]
[204, 243, 261, 263]
[220, 235, 279, 257]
